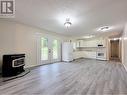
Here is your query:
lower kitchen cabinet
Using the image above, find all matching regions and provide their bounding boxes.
[73,51,96,59]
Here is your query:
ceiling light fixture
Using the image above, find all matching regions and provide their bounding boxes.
[83,35,94,39]
[112,37,121,41]
[113,38,118,41]
[64,18,72,28]
[97,26,112,32]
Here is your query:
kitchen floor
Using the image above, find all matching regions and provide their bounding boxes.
[0,59,127,95]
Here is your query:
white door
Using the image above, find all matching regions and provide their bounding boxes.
[41,37,61,64]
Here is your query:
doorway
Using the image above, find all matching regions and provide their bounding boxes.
[110,39,120,61]
[41,37,61,64]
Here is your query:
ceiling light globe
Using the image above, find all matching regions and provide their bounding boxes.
[64,18,72,28]
[64,22,71,27]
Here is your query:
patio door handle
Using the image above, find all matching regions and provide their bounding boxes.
[49,49,51,53]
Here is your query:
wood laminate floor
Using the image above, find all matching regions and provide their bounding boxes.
[0,59,127,95]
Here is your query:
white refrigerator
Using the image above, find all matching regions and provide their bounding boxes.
[62,42,73,62]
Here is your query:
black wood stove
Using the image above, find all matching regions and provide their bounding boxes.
[2,54,25,77]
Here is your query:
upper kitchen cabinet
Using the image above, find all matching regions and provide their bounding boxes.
[76,40,84,47]
[76,40,80,47]
[79,40,97,47]
[96,38,107,47]
[80,40,84,47]
[86,40,97,47]
[75,38,107,48]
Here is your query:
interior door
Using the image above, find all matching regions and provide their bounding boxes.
[110,40,119,59]
[41,37,60,64]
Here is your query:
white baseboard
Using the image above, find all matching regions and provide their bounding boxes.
[122,63,127,72]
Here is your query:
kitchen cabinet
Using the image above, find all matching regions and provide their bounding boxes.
[83,41,87,47]
[82,40,97,47]
[80,40,84,47]
[73,51,84,59]
[96,38,106,47]
[76,40,84,47]
[76,38,107,48]
[73,38,107,60]
[86,40,97,47]
[73,51,96,59]
[84,51,96,59]
[76,40,80,47]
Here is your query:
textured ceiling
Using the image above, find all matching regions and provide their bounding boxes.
[9,0,127,37]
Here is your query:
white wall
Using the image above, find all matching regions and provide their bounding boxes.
[0,20,68,73]
[122,23,127,69]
